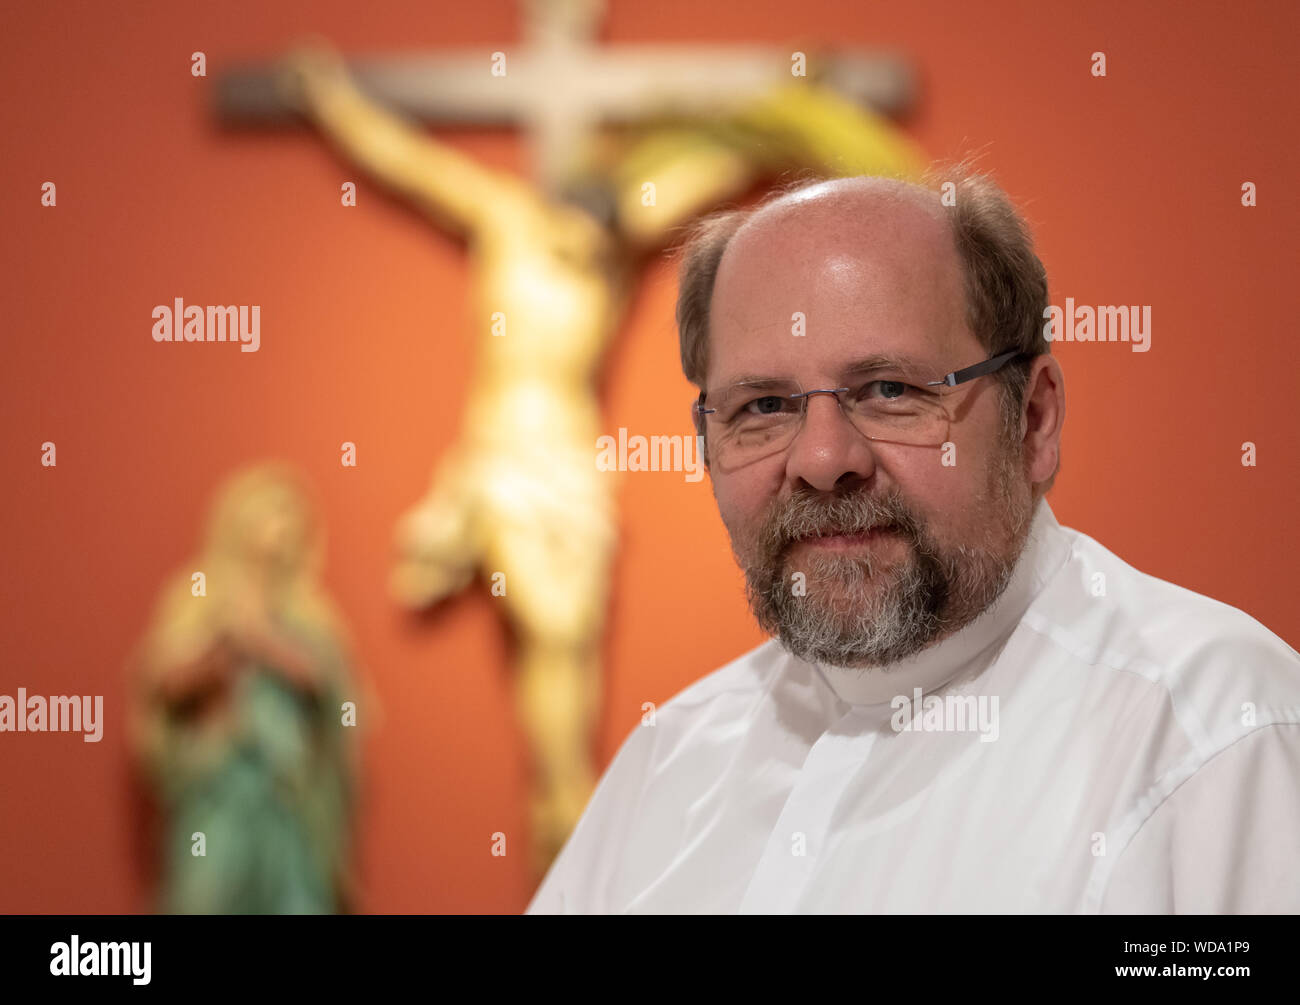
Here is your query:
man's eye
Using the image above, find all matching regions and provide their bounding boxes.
[741,395,791,416]
[865,380,913,400]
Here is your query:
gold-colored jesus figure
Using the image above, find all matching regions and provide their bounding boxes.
[274,39,922,874]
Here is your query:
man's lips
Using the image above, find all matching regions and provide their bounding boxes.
[790,525,900,552]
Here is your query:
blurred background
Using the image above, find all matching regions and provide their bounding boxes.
[0,0,1296,914]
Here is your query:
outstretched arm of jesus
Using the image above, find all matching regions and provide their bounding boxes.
[606,81,926,250]
[275,42,526,237]
[720,80,928,179]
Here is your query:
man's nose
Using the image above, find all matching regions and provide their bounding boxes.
[783,392,878,492]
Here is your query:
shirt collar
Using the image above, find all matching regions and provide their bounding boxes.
[807,499,1072,707]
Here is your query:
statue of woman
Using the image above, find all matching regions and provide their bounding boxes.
[130,463,360,913]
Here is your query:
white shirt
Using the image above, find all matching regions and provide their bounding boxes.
[525,500,1300,913]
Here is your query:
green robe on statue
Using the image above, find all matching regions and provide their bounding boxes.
[149,612,355,915]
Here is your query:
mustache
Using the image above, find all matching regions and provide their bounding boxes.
[757,486,923,558]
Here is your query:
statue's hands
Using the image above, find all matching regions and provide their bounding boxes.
[219,587,273,649]
[219,590,323,693]
[275,38,354,116]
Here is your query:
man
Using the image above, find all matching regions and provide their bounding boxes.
[525,170,1300,913]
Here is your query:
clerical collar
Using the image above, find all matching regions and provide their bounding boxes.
[808,499,1072,707]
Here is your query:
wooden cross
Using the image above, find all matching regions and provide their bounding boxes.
[214,0,914,194]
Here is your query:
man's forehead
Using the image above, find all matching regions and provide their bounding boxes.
[708,202,970,386]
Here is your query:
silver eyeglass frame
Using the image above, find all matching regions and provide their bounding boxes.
[694,349,1028,425]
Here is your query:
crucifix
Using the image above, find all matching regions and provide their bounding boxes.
[216,0,915,195]
[214,0,923,878]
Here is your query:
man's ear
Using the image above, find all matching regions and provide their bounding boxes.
[1021,355,1065,487]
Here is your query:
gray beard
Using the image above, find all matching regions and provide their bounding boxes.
[737,467,1032,669]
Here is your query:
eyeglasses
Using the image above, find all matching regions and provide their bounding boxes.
[693,349,1027,470]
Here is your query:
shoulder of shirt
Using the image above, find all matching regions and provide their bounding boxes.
[593,640,786,784]
[1033,519,1300,911]
[1028,518,1300,744]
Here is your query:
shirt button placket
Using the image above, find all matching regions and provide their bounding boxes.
[739,708,879,913]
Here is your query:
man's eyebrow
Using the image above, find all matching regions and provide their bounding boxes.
[714,375,799,389]
[715,354,939,388]
[838,353,937,377]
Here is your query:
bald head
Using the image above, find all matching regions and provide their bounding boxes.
[737,175,948,236]
[723,177,953,288]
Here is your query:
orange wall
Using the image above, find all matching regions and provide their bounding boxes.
[0,0,1296,913]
